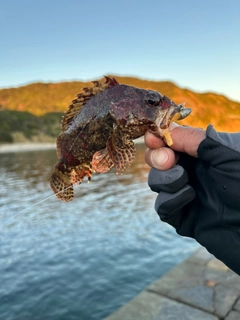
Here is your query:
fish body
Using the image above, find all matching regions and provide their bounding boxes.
[50,77,191,201]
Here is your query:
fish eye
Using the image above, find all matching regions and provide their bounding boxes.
[146,99,160,107]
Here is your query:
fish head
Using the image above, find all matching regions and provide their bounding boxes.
[109,85,191,141]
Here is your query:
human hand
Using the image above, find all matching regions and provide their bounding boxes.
[144,122,203,232]
[144,122,206,170]
[145,123,240,274]
[144,122,206,227]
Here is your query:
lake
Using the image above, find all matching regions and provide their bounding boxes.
[0,144,198,320]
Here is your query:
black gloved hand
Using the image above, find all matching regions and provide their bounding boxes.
[148,125,240,275]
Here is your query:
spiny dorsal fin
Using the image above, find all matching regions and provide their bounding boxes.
[61,76,119,132]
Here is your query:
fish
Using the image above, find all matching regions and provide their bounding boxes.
[50,76,191,202]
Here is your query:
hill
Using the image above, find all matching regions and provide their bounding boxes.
[0,110,63,143]
[0,76,240,143]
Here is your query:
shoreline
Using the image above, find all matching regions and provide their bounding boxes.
[0,142,56,153]
[104,247,240,320]
[0,138,145,154]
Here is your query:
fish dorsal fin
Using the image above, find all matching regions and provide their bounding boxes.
[61,76,119,132]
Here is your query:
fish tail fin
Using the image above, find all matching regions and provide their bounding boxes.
[50,168,74,202]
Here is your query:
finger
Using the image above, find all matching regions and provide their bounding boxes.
[155,185,196,229]
[145,147,178,170]
[144,131,166,149]
[148,166,189,193]
[169,123,206,157]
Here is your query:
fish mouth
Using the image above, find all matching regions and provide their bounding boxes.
[151,102,192,145]
[171,103,192,124]
[157,103,192,130]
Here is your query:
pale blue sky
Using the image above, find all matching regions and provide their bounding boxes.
[0,0,239,101]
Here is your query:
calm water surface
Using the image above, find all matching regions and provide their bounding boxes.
[0,145,198,320]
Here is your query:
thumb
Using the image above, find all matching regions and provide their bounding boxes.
[169,123,206,157]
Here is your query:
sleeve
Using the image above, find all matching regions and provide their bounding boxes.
[194,125,240,274]
[149,125,240,275]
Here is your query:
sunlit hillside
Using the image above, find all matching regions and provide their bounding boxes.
[0,76,240,143]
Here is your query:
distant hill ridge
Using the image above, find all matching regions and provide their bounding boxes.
[0,76,240,142]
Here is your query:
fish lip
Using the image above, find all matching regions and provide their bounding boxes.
[157,103,192,130]
[176,103,192,120]
[168,103,192,122]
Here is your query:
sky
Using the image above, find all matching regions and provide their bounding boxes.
[0,0,239,102]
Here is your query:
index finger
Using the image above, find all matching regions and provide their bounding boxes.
[144,131,166,149]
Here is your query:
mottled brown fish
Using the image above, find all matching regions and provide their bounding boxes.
[50,76,191,201]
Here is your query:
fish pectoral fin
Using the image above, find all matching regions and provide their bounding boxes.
[50,168,74,202]
[107,131,136,175]
[71,164,93,184]
[91,148,114,174]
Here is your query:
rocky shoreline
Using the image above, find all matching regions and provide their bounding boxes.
[104,247,240,320]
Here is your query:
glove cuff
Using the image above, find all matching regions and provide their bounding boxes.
[197,125,240,166]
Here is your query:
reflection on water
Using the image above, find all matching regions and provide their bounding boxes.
[0,144,198,320]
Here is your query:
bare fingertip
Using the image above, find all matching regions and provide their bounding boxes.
[145,147,178,171]
[144,131,166,149]
[150,149,169,169]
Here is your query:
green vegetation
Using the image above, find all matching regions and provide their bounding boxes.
[0,76,240,143]
[0,110,63,143]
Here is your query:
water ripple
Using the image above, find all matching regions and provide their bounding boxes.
[0,146,198,320]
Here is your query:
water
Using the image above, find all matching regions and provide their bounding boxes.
[0,144,198,320]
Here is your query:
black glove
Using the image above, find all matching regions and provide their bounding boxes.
[148,125,240,275]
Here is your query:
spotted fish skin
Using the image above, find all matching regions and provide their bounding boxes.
[50,76,191,201]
